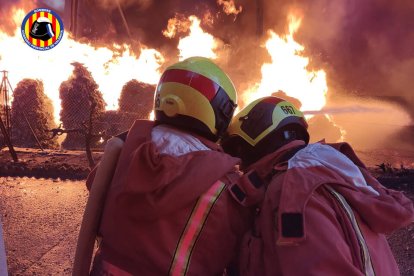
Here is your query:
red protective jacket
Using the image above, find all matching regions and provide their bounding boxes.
[238,140,414,276]
[88,120,252,275]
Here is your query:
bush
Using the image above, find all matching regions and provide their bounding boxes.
[11,79,58,149]
[59,62,106,149]
[118,79,155,120]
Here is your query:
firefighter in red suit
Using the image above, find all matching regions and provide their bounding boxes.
[88,57,256,275]
[222,96,414,276]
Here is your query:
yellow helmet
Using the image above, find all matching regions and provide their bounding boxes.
[222,96,309,165]
[154,57,237,141]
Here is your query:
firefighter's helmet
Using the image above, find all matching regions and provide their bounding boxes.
[30,17,55,41]
[222,96,309,166]
[154,57,237,141]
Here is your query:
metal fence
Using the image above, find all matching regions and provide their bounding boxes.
[0,81,155,152]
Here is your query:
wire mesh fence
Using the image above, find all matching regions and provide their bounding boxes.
[0,78,155,153]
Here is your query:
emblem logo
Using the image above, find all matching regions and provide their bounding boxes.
[21,8,64,51]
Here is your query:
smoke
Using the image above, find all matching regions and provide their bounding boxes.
[70,0,267,88]
[73,0,216,50]
[40,0,65,11]
[290,0,414,120]
[95,0,152,11]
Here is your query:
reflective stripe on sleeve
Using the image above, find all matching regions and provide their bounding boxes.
[326,186,375,276]
[169,181,226,276]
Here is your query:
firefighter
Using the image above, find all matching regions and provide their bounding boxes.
[222,96,414,276]
[87,57,255,275]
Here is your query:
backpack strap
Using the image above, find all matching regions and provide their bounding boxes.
[229,145,307,207]
[229,170,266,207]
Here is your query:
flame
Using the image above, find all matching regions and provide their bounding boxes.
[174,16,220,61]
[163,14,220,61]
[12,8,26,26]
[242,15,328,113]
[162,14,191,39]
[217,0,243,17]
[0,7,164,122]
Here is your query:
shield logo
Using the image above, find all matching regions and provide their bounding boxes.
[21,8,64,51]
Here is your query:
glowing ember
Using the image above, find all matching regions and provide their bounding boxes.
[0,9,164,122]
[217,0,243,17]
[242,15,328,114]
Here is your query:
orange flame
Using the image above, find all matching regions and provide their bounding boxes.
[178,16,220,60]
[163,15,221,61]
[217,0,243,17]
[242,15,328,114]
[162,14,191,39]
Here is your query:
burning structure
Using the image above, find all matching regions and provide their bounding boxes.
[0,0,413,152]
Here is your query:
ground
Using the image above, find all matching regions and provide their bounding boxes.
[0,178,87,275]
[0,147,413,275]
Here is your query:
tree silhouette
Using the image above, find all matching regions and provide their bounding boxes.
[11,79,58,148]
[119,79,155,116]
[59,62,106,149]
[114,79,155,132]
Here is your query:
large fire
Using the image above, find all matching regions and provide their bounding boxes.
[2,6,329,129]
[2,4,331,139]
[1,8,163,122]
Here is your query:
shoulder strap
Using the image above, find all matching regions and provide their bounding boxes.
[228,145,307,207]
[228,170,265,207]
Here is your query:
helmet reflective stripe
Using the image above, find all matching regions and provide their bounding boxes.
[326,186,375,276]
[46,23,55,38]
[37,17,52,23]
[159,69,220,101]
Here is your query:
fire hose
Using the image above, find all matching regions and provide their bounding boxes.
[72,137,124,276]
